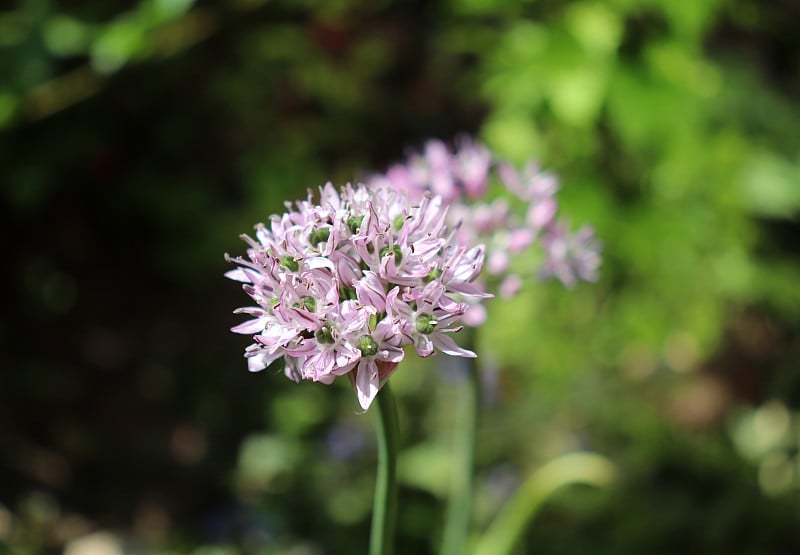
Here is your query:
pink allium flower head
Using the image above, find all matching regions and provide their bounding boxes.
[369,137,602,321]
[227,183,489,410]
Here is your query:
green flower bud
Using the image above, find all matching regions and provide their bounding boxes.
[393,214,405,231]
[423,267,442,283]
[340,287,358,301]
[348,215,364,234]
[309,227,331,246]
[380,244,403,265]
[358,335,379,357]
[302,296,316,312]
[415,313,437,335]
[315,323,335,344]
[280,256,299,272]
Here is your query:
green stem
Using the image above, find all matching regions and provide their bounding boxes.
[370,382,400,555]
[472,452,615,555]
[440,356,479,555]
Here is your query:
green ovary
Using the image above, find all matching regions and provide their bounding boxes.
[358,335,379,356]
[415,313,437,335]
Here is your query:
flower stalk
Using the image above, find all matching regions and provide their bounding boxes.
[440,353,479,555]
[370,382,400,555]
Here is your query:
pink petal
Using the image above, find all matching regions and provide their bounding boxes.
[225,268,250,283]
[355,360,380,410]
[413,334,435,357]
[246,349,283,372]
[432,333,476,357]
[499,275,523,298]
[527,198,557,229]
[231,318,266,335]
[447,280,492,298]
[462,304,487,327]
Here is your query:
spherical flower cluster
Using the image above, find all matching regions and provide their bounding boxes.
[369,138,601,324]
[226,183,489,410]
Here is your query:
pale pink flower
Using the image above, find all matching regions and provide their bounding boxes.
[227,183,489,409]
[387,282,475,358]
[463,304,488,327]
[499,275,523,298]
[453,137,491,199]
[540,224,601,287]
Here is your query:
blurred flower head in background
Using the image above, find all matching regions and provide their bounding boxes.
[369,137,601,324]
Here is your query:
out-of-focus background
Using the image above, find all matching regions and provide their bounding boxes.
[2,0,800,553]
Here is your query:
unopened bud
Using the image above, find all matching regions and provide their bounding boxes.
[358,335,379,357]
[348,215,364,234]
[302,296,316,312]
[309,227,331,246]
[423,267,442,283]
[280,256,299,272]
[415,313,437,335]
[315,323,335,344]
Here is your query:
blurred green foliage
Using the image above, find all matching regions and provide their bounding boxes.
[2,0,800,553]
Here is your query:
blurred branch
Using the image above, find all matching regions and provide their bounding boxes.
[18,7,219,124]
[23,66,102,121]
